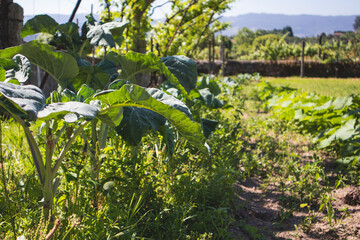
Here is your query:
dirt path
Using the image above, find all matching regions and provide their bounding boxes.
[228,104,360,239]
[230,178,360,239]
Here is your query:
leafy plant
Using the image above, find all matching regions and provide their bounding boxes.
[256,80,360,183]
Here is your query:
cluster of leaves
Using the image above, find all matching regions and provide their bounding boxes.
[226,27,360,62]
[100,0,233,57]
[256,81,360,182]
[0,12,246,239]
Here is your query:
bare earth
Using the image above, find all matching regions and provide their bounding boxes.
[229,111,360,239]
[230,178,360,239]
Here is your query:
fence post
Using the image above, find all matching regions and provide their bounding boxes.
[301,40,305,78]
[220,36,225,76]
[318,34,323,59]
[212,34,215,74]
[208,38,212,74]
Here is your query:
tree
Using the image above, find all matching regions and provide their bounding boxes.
[100,0,154,54]
[354,16,360,31]
[282,26,294,37]
[99,0,233,57]
[232,27,256,58]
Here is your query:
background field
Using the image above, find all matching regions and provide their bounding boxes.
[265,77,360,97]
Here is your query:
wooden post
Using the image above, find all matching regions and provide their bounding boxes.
[220,36,225,76]
[212,34,215,74]
[208,38,211,74]
[301,40,305,78]
[150,37,153,53]
[318,34,323,59]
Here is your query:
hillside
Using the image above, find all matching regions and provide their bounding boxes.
[221,13,357,37]
[23,13,357,38]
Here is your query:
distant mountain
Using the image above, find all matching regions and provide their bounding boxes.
[23,13,357,38]
[220,13,357,37]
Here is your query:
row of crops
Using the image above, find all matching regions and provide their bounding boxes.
[256,81,360,183]
[0,15,259,237]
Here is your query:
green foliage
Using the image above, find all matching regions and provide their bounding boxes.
[4,54,31,83]
[0,81,46,121]
[0,11,245,239]
[256,80,360,183]
[0,42,79,88]
[116,52,192,95]
[230,27,360,62]
[21,14,59,38]
[162,55,198,93]
[86,21,129,48]
[100,0,233,56]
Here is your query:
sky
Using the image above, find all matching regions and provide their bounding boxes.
[14,0,360,18]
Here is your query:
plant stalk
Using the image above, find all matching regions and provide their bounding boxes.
[0,120,17,238]
[43,121,55,219]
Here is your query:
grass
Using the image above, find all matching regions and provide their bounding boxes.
[228,79,358,238]
[264,77,360,97]
[1,74,359,239]
[0,94,243,239]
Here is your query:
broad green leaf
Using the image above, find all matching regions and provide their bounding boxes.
[109,24,128,46]
[0,81,46,120]
[332,96,353,110]
[161,55,197,93]
[197,75,221,96]
[104,51,121,65]
[116,107,166,146]
[73,65,110,91]
[198,88,224,108]
[108,79,127,90]
[317,119,356,148]
[76,84,95,102]
[5,79,20,85]
[95,102,123,126]
[5,54,31,83]
[331,118,356,141]
[93,85,207,153]
[117,52,188,97]
[147,88,193,119]
[0,58,18,81]
[313,100,332,111]
[103,181,115,191]
[51,22,82,52]
[21,14,59,38]
[0,42,79,88]
[72,55,116,91]
[60,89,76,102]
[294,109,307,121]
[221,77,237,87]
[158,123,175,157]
[201,119,218,139]
[281,100,293,108]
[165,87,181,98]
[96,59,117,75]
[87,22,129,48]
[0,58,17,70]
[38,101,99,122]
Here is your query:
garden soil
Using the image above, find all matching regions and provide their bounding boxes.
[229,111,360,239]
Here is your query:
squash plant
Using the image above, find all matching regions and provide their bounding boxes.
[0,79,207,218]
[0,48,208,219]
[0,14,218,218]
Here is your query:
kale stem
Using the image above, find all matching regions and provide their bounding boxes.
[0,120,17,238]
